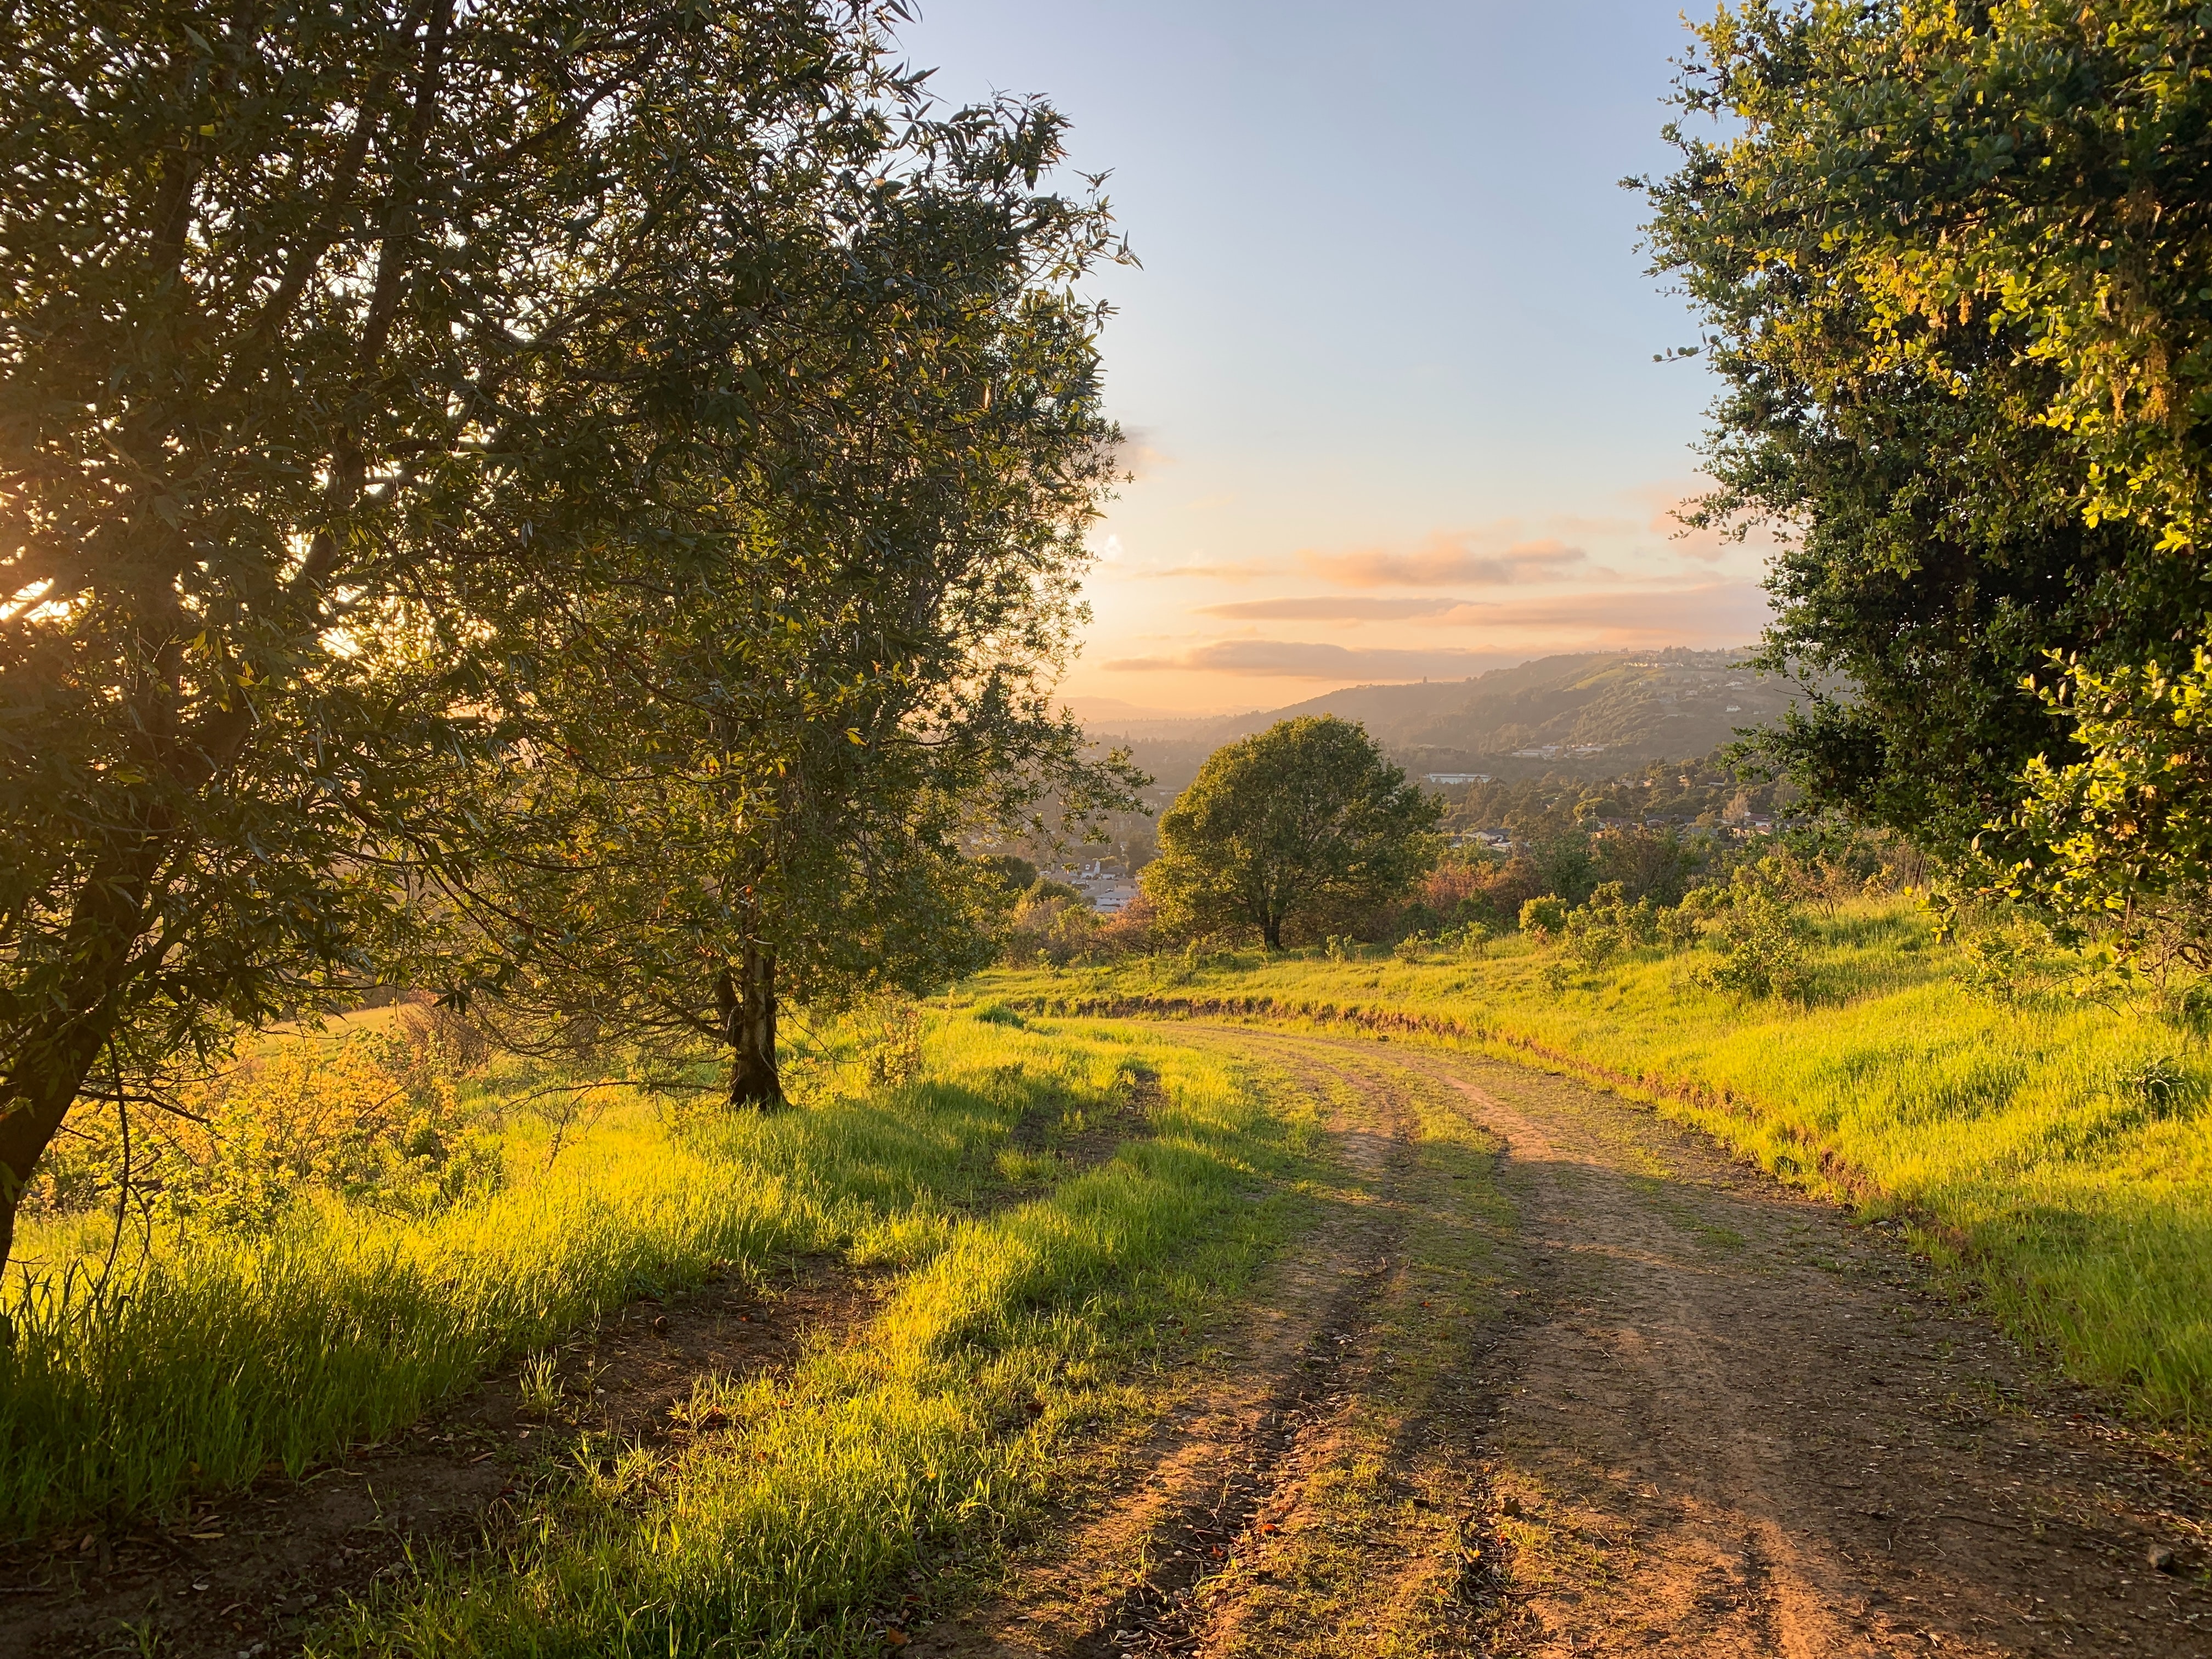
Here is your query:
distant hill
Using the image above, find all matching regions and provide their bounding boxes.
[1080,649,1809,800]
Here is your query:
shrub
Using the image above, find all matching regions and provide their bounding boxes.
[1519,895,1568,939]
[1560,881,1661,969]
[1005,880,1102,966]
[1696,891,1814,1001]
[856,995,926,1089]
[1657,904,1704,950]
[1418,853,1546,933]
[1093,893,1157,957]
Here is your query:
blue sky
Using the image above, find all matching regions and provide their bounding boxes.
[898,1,1766,714]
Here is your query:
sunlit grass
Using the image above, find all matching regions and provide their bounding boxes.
[312,1022,1324,1657]
[0,1015,1285,1543]
[986,898,2212,1430]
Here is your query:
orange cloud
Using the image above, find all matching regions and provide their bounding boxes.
[1103,640,1523,679]
[1195,596,1465,621]
[1300,534,1588,588]
[1419,583,1769,637]
[1133,560,1278,582]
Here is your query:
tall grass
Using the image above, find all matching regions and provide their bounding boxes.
[989,898,2212,1430]
[315,1023,1322,1656]
[0,1017,1215,1542]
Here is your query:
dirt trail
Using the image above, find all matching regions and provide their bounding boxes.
[909,1046,1464,1658]
[1358,1035,2212,1657]
[914,1024,2211,1658]
[0,1260,872,1659]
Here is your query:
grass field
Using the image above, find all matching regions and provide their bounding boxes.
[981,896,2212,1434]
[0,1015,1318,1551]
[12,893,2212,1649]
[313,1019,1326,1656]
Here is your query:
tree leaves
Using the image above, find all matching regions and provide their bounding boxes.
[1645,0,2212,859]
[1142,718,1440,952]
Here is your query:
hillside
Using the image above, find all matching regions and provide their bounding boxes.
[1080,648,1807,798]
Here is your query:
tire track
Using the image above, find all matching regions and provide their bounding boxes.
[910,1047,1424,1658]
[1241,1027,2211,1657]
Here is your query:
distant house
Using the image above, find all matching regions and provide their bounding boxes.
[1425,772,1490,785]
[1064,861,1139,915]
[1508,743,1606,760]
[1447,828,1513,855]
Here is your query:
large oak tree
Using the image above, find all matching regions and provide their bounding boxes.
[0,0,1131,1269]
[1645,1,2212,874]
[464,117,1143,1104]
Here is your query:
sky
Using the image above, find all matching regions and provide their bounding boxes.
[898,1,1765,718]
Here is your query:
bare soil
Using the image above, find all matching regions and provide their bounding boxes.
[0,1257,873,1659]
[907,1025,2212,1658]
[12,1025,2210,1657]
[906,1039,1442,1659]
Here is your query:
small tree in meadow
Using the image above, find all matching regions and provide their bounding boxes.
[1142,718,1441,951]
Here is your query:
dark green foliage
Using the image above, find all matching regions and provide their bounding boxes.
[1519,896,1568,939]
[1697,892,1815,1003]
[1560,883,1662,971]
[1593,831,1701,908]
[0,0,1133,1263]
[1142,718,1442,951]
[2007,650,2212,967]
[1644,1,2212,861]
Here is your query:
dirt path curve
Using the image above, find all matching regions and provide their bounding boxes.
[916,1023,2210,1658]
[1272,1029,2210,1656]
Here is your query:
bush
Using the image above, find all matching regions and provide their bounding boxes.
[1418,853,1546,933]
[1559,881,1661,969]
[1093,893,1157,957]
[856,995,926,1088]
[1696,891,1814,1001]
[1005,879,1102,966]
[1519,895,1568,939]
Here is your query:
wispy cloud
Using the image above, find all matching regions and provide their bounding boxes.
[1133,560,1278,582]
[1620,478,1776,566]
[1104,640,1524,679]
[1195,596,1466,621]
[1418,582,1768,636]
[1301,534,1587,589]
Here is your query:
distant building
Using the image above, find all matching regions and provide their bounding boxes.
[1447,828,1513,855]
[1508,743,1606,760]
[1425,772,1491,785]
[1064,861,1139,915]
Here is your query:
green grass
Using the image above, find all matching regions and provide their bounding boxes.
[0,1014,1312,1549]
[984,897,2212,1432]
[313,1019,1323,1656]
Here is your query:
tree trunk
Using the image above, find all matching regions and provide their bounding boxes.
[0,837,165,1285]
[0,1037,106,1294]
[1262,914,1284,951]
[721,943,783,1109]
